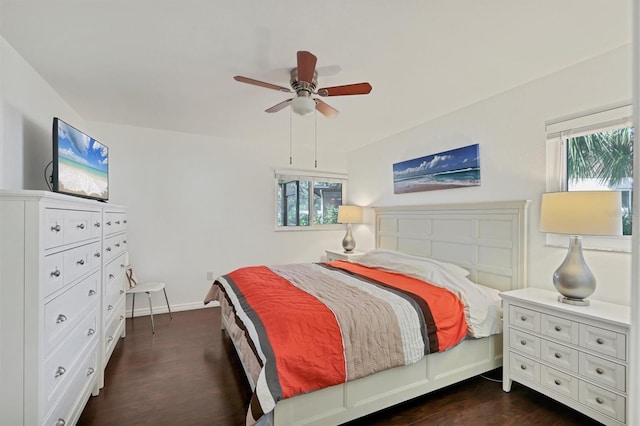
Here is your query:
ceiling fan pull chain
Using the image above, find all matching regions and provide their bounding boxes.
[289,107,293,165]
[314,110,318,168]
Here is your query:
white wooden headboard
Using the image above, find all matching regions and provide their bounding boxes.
[374,200,530,292]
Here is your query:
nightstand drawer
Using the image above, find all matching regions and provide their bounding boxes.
[509,352,540,383]
[541,339,579,373]
[579,353,625,392]
[541,365,578,400]
[541,313,578,344]
[579,381,626,423]
[509,305,540,333]
[579,324,626,360]
[509,329,539,358]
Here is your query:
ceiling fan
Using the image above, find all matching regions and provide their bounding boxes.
[233,50,372,118]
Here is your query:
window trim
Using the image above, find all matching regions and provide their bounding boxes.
[274,169,347,231]
[545,103,632,253]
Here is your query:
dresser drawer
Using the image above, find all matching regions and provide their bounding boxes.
[62,243,99,286]
[541,313,578,345]
[44,209,65,249]
[105,302,125,356]
[45,272,100,354]
[44,309,98,407]
[104,234,127,261]
[541,365,578,400]
[104,212,127,235]
[540,339,579,373]
[509,329,539,358]
[62,209,98,246]
[105,253,127,281]
[43,346,98,426]
[579,381,626,423]
[509,352,540,383]
[579,324,626,361]
[510,305,540,333]
[44,252,65,296]
[579,353,626,392]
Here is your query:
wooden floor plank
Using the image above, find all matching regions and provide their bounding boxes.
[80,308,601,425]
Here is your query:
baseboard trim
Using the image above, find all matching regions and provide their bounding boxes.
[126,300,219,318]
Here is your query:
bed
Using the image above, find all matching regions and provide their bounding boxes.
[205,200,530,425]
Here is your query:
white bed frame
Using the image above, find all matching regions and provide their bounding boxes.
[223,200,530,425]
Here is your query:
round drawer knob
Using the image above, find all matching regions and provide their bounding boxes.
[77,223,85,229]
[55,366,66,378]
[554,353,562,359]
[77,259,85,265]
[56,314,67,324]
[87,367,95,376]
[55,419,66,426]
[596,397,604,405]
[596,367,605,375]
[51,269,61,277]
[554,325,562,332]
[520,340,527,346]
[89,289,96,296]
[520,365,527,370]
[554,379,561,386]
[108,305,114,311]
[596,338,605,345]
[520,316,527,322]
[87,328,95,336]
[51,224,61,232]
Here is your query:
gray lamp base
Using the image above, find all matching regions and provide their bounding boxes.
[342,223,356,253]
[557,295,590,306]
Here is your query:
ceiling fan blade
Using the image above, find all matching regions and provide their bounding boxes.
[314,99,339,118]
[317,82,372,97]
[234,76,292,93]
[265,99,292,113]
[297,51,317,84]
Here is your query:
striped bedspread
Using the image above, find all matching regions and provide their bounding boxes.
[211,260,468,425]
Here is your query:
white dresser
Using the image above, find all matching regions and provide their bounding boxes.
[501,288,630,426]
[0,190,128,425]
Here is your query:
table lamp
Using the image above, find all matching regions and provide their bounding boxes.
[337,205,363,253]
[539,191,622,306]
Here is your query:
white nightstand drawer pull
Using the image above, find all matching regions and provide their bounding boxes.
[596,397,604,404]
[87,367,95,376]
[596,367,605,375]
[596,338,605,345]
[56,314,67,324]
[55,366,66,378]
[554,379,562,386]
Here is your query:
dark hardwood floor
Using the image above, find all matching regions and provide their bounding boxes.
[79,308,601,426]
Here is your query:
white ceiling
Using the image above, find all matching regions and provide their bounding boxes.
[0,0,632,152]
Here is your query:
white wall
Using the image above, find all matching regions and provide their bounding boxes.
[87,122,348,311]
[348,45,633,306]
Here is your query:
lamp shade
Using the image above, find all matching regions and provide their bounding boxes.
[540,191,622,236]
[337,205,363,224]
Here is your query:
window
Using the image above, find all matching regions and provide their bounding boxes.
[546,104,633,251]
[275,170,346,229]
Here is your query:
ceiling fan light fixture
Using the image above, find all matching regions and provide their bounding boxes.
[291,95,316,116]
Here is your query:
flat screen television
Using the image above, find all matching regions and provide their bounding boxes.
[52,117,109,201]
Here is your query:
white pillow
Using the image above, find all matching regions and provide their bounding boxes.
[352,249,470,278]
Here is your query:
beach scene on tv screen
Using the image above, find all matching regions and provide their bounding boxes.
[57,121,108,199]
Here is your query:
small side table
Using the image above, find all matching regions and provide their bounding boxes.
[325,249,365,261]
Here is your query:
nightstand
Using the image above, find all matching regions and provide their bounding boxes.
[325,249,364,261]
[500,288,630,426]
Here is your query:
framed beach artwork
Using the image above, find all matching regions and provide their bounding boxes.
[393,144,480,194]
